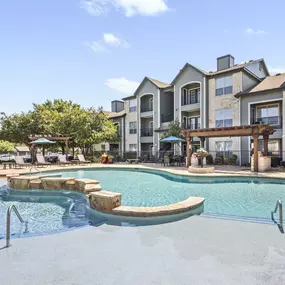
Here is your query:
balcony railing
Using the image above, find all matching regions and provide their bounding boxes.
[161,113,174,123]
[251,116,282,128]
[183,123,201,130]
[141,128,153,137]
[141,105,153,112]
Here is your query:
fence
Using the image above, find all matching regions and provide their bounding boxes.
[92,150,285,167]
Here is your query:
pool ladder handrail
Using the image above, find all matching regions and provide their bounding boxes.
[6,205,28,248]
[30,165,41,176]
[271,200,283,230]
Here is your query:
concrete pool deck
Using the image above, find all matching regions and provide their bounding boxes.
[0,216,285,285]
[2,162,285,179]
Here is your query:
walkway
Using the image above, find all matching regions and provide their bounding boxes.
[0,216,284,285]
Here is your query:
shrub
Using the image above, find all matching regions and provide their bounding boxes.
[229,154,238,165]
[215,156,224,165]
[206,154,213,165]
[271,156,282,168]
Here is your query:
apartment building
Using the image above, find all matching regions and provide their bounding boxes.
[104,54,285,165]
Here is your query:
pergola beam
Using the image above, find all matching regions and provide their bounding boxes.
[182,124,276,172]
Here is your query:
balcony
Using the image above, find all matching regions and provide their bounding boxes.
[251,116,282,129]
[141,105,153,113]
[183,123,201,130]
[161,113,174,123]
[141,128,153,137]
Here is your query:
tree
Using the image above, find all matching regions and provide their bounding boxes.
[0,99,118,155]
[162,119,183,138]
[0,140,14,153]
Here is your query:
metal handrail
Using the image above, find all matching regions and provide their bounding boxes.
[271,200,283,229]
[6,205,28,247]
[30,165,41,175]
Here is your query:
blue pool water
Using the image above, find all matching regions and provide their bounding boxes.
[51,168,285,219]
[1,168,285,238]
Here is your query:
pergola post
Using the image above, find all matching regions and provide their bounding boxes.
[253,134,259,172]
[200,137,205,148]
[186,136,191,167]
[263,134,269,156]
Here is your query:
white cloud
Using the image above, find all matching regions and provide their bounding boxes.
[80,0,169,17]
[80,0,110,16]
[269,67,285,75]
[103,33,129,48]
[246,28,268,35]
[105,77,139,95]
[84,40,107,52]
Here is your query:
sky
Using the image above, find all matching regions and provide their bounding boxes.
[1,0,285,114]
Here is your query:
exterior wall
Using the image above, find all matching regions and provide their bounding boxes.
[173,66,206,127]
[242,72,259,91]
[136,80,159,153]
[124,98,138,151]
[245,61,267,79]
[208,71,243,163]
[240,90,283,164]
[160,90,174,123]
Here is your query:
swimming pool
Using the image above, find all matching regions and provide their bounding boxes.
[1,167,285,238]
[44,168,285,220]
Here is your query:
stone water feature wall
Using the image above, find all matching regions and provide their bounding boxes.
[7,175,121,212]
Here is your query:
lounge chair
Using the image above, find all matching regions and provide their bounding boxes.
[36,154,51,167]
[15,156,32,168]
[77,154,91,164]
[58,154,71,166]
[163,156,170,166]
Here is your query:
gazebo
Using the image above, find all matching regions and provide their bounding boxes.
[182,124,276,172]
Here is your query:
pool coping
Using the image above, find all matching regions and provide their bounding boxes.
[2,163,285,180]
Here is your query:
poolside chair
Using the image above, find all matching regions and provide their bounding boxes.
[36,154,51,167]
[58,154,71,166]
[15,156,32,168]
[77,154,91,164]
[163,155,170,166]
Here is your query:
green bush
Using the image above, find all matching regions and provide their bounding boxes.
[271,156,282,168]
[206,154,213,165]
[124,152,137,160]
[229,154,238,165]
[224,158,229,165]
[215,156,224,165]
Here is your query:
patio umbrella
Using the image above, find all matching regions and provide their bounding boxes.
[29,138,56,145]
[160,136,185,155]
[160,136,185,143]
[29,138,56,163]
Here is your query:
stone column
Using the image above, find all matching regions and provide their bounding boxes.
[253,134,259,172]
[186,136,191,167]
[263,134,269,156]
[200,137,205,148]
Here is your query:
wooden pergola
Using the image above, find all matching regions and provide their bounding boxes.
[182,124,276,172]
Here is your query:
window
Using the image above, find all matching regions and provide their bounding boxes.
[129,99,137,112]
[101,144,106,151]
[182,88,200,105]
[129,121,137,134]
[183,116,200,129]
[215,141,233,158]
[129,144,137,152]
[216,76,233,96]
[216,109,233,127]
[256,104,279,125]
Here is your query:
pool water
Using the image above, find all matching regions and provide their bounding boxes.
[51,168,285,220]
[0,186,107,238]
[1,168,285,238]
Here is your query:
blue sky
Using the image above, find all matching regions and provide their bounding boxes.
[1,0,285,114]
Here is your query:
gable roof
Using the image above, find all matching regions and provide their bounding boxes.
[146,77,170,88]
[102,110,126,118]
[171,63,207,85]
[235,73,285,97]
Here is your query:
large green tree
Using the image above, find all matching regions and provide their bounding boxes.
[0,140,15,153]
[0,99,118,155]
